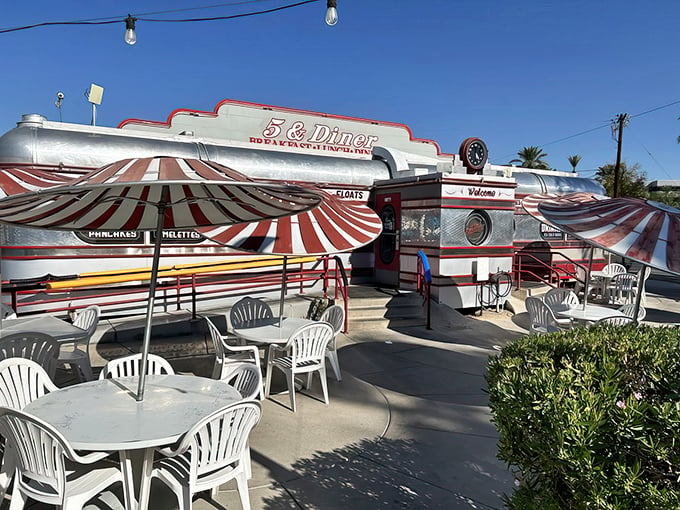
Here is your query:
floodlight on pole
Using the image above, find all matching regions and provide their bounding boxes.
[325,0,338,26]
[124,14,137,45]
[86,83,104,126]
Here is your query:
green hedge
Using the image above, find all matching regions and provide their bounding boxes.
[487,324,680,509]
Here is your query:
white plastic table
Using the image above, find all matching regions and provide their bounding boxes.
[233,317,314,345]
[24,374,241,510]
[0,315,89,343]
[552,303,626,324]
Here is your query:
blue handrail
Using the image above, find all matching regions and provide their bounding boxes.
[417,250,432,283]
[417,250,432,329]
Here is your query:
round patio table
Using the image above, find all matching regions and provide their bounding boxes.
[233,316,314,345]
[24,374,241,510]
[552,303,626,324]
[0,315,90,343]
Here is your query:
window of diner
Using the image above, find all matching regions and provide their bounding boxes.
[464,210,491,246]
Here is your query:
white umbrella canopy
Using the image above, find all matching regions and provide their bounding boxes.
[198,189,383,317]
[0,157,324,400]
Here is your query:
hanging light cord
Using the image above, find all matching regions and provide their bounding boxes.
[0,0,321,34]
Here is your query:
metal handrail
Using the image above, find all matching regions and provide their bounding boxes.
[5,255,347,320]
[513,249,595,290]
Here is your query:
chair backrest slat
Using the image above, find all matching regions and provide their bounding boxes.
[224,364,261,400]
[171,402,261,482]
[0,358,58,410]
[289,323,334,365]
[99,353,174,379]
[72,305,100,337]
[0,408,78,504]
[602,263,626,276]
[230,297,273,329]
[319,305,344,335]
[0,332,59,379]
[543,288,579,308]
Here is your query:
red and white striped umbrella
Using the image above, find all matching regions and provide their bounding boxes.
[198,189,382,255]
[0,158,322,230]
[198,189,382,322]
[0,157,324,401]
[536,195,680,275]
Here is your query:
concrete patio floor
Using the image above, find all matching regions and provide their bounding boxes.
[9,274,680,510]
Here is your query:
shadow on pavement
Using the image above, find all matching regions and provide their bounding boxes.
[259,437,505,510]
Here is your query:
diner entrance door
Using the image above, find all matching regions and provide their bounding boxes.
[374,192,401,287]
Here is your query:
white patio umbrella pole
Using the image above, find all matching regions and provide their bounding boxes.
[582,246,595,310]
[632,266,646,322]
[278,255,288,321]
[136,198,168,402]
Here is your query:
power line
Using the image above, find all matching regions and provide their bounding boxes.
[631,99,680,119]
[494,98,680,164]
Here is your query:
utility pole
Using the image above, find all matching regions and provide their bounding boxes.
[612,113,629,198]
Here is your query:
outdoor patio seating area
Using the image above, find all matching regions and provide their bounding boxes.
[0,295,353,510]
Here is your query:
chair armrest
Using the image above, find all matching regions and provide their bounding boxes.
[221,341,259,357]
[69,450,114,464]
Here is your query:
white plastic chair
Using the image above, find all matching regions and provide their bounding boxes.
[0,304,17,321]
[204,317,262,399]
[150,401,262,510]
[595,316,636,327]
[543,288,579,308]
[540,289,576,329]
[264,322,334,412]
[609,273,638,305]
[223,365,261,480]
[525,296,567,335]
[57,304,100,382]
[319,304,344,382]
[618,303,646,322]
[230,297,273,329]
[0,358,59,501]
[98,352,174,380]
[224,363,262,401]
[0,407,123,510]
[0,332,59,380]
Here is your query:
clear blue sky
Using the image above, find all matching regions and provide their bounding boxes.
[1,0,678,182]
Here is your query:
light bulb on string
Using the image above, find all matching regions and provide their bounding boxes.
[124,14,137,45]
[325,0,338,26]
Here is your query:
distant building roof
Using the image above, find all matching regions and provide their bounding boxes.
[648,180,680,191]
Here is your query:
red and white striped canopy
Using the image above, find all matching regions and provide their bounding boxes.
[0,167,81,198]
[534,194,680,275]
[0,157,323,231]
[198,189,382,255]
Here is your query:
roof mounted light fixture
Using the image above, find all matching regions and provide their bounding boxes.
[124,14,137,45]
[325,0,338,26]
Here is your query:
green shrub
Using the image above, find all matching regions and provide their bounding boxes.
[487,324,680,509]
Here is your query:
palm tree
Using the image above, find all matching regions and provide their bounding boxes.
[567,154,582,173]
[509,146,550,169]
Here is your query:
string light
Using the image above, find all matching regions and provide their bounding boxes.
[325,0,338,26]
[0,0,337,42]
[124,15,137,45]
